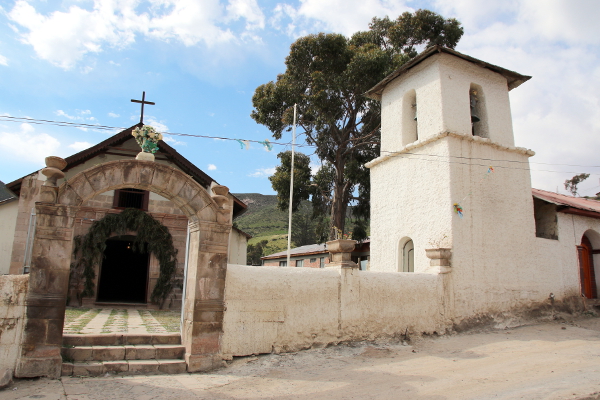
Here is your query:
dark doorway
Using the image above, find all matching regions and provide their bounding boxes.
[97,235,149,303]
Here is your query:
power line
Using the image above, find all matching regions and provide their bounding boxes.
[1,115,599,174]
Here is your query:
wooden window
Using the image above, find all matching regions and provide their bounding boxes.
[320,257,325,268]
[310,258,316,263]
[113,189,149,211]
[279,261,287,267]
[296,259,304,268]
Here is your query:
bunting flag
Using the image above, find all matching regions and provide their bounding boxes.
[453,166,495,218]
[235,139,250,150]
[259,139,273,152]
[453,203,463,218]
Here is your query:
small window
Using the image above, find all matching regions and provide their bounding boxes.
[319,257,325,268]
[296,259,304,268]
[310,258,316,263]
[533,197,558,240]
[279,261,287,267]
[113,188,149,210]
[399,238,414,272]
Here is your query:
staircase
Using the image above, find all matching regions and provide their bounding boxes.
[61,333,186,376]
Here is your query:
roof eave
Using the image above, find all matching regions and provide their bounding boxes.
[365,46,531,101]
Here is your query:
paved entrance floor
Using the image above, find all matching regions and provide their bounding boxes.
[63,308,180,334]
[6,316,600,399]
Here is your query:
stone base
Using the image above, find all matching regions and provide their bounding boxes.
[16,356,62,379]
[135,152,155,161]
[185,354,226,372]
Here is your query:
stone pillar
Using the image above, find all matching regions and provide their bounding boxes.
[425,248,452,274]
[15,203,75,378]
[326,239,358,269]
[181,217,230,372]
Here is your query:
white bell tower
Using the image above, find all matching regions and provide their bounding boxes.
[366,47,536,313]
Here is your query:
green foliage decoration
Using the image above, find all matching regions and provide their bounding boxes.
[70,208,178,307]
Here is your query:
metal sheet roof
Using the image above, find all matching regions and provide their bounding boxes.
[533,188,600,215]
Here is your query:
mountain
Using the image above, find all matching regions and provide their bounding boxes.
[233,193,288,239]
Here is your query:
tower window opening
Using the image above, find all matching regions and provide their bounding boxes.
[402,90,418,145]
[469,83,489,138]
[113,188,149,210]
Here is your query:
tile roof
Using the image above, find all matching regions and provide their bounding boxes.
[4,124,247,217]
[533,188,600,215]
[262,239,370,260]
[0,180,17,204]
[365,46,532,101]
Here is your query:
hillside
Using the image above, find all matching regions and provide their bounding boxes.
[233,193,288,238]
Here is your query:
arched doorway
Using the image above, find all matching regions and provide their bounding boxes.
[578,234,597,299]
[97,235,149,303]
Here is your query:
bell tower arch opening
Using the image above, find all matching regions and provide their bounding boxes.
[469,83,489,138]
[402,89,418,145]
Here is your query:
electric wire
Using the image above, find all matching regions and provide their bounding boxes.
[1,115,599,175]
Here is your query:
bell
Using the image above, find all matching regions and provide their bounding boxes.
[413,103,417,121]
[470,91,480,123]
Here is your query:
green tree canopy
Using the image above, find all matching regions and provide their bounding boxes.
[252,10,463,239]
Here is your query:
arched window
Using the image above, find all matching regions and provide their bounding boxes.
[469,83,489,138]
[402,89,418,145]
[398,238,415,272]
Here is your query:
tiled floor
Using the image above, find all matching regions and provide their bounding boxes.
[63,308,177,334]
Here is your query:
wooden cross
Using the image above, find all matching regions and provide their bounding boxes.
[131,91,155,124]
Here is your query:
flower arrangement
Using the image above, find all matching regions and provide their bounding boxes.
[132,125,163,154]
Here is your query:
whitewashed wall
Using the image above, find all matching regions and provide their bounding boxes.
[0,275,28,377]
[221,265,445,357]
[0,200,18,275]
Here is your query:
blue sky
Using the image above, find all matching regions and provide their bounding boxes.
[0,0,599,196]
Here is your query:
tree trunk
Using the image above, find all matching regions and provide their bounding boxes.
[329,156,348,239]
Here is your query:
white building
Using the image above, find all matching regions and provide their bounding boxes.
[366,46,600,319]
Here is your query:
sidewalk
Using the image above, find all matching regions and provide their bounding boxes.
[4,316,600,399]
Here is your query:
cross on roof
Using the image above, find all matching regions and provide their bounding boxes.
[131,91,155,124]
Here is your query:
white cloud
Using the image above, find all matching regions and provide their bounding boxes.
[0,124,60,164]
[56,109,76,120]
[162,134,186,146]
[271,0,412,37]
[108,112,120,118]
[208,164,217,170]
[249,167,275,177]
[7,0,267,69]
[68,141,93,152]
[0,54,7,66]
[145,116,169,133]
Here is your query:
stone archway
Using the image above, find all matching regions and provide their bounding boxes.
[16,159,232,377]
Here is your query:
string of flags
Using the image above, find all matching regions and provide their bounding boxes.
[235,138,273,151]
[453,166,495,218]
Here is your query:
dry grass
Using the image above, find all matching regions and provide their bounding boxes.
[149,310,180,332]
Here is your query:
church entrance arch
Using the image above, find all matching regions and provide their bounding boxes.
[97,235,149,304]
[17,159,232,378]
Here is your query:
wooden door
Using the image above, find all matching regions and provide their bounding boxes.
[578,235,597,299]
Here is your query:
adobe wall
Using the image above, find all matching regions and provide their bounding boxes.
[0,275,28,376]
[0,200,18,275]
[221,265,444,357]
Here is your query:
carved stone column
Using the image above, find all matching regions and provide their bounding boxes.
[15,203,76,378]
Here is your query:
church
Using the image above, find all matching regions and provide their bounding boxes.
[0,123,249,309]
[1,45,600,379]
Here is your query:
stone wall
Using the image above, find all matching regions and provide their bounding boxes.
[221,265,443,357]
[0,199,18,275]
[0,275,28,378]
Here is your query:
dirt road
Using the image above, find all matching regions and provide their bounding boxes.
[3,316,600,399]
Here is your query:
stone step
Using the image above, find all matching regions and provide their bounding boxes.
[63,333,181,347]
[62,359,187,376]
[62,344,185,362]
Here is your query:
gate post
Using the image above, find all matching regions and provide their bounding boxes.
[15,199,76,378]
